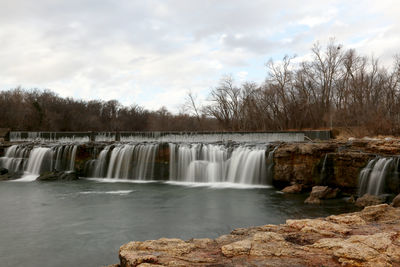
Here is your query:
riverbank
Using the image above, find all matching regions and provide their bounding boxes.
[114,204,400,267]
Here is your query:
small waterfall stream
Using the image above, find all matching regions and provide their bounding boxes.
[358,157,400,196]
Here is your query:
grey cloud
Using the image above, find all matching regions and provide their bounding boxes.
[0,0,399,111]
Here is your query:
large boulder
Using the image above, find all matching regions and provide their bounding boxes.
[355,193,386,207]
[391,193,400,207]
[304,186,340,204]
[37,171,79,181]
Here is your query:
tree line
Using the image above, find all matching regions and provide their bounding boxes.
[1,40,399,135]
[0,88,218,131]
[199,40,400,135]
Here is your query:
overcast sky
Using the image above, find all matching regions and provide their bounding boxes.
[0,0,399,112]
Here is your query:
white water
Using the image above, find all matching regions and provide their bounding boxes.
[1,144,79,181]
[169,143,271,185]
[85,177,271,189]
[120,132,304,142]
[0,145,31,173]
[95,132,115,142]
[11,131,308,142]
[358,157,398,196]
[3,142,274,185]
[79,190,134,195]
[88,142,273,185]
[9,132,89,142]
[25,147,52,174]
[89,144,158,180]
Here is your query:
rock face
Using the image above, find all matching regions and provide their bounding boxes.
[273,142,374,193]
[36,171,79,181]
[116,204,400,267]
[304,186,340,204]
[355,193,386,207]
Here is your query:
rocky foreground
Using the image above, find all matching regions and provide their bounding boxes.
[113,204,400,267]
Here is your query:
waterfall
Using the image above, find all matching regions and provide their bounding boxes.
[0,145,31,174]
[0,144,78,179]
[3,141,273,185]
[169,143,271,185]
[320,154,328,184]
[88,143,159,180]
[69,146,78,171]
[26,147,53,174]
[88,142,271,184]
[358,157,399,196]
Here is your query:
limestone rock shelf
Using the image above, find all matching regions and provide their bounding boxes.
[115,204,400,267]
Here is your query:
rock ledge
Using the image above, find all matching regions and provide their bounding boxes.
[114,204,400,267]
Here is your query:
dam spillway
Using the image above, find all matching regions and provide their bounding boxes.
[7,130,332,142]
[2,135,400,195]
[0,141,275,185]
[84,143,274,185]
[2,131,314,185]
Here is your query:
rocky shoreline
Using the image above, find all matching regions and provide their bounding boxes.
[112,204,400,267]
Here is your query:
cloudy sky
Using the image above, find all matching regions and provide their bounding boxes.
[0,0,399,112]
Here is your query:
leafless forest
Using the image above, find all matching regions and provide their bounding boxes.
[1,41,400,135]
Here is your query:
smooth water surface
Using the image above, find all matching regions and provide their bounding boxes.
[0,180,357,266]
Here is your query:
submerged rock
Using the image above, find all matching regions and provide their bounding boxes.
[355,193,386,207]
[36,171,79,181]
[0,171,23,181]
[0,167,8,175]
[116,204,400,267]
[304,186,340,204]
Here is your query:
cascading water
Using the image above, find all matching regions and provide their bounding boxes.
[0,144,78,181]
[25,147,53,175]
[0,145,31,174]
[169,143,272,185]
[87,142,273,185]
[3,141,274,185]
[88,143,159,180]
[358,157,399,196]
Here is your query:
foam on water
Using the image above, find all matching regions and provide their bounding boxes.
[79,190,134,195]
[12,174,39,182]
[164,181,272,189]
[85,178,159,184]
[85,177,271,189]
